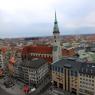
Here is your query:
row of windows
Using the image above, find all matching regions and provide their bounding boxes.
[29,69,37,72]
[31,53,52,57]
[52,66,63,73]
[80,78,94,82]
[52,67,95,78]
[31,77,40,81]
[71,71,78,77]
[71,80,77,84]
[80,85,94,90]
[52,66,78,77]
[80,81,94,86]
[71,84,77,87]
[80,74,94,78]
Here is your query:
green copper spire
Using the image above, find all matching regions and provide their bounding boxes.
[55,11,57,23]
[53,11,60,33]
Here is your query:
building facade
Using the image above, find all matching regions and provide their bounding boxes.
[16,58,50,88]
[0,53,3,68]
[79,64,95,95]
[51,58,95,95]
[22,45,53,63]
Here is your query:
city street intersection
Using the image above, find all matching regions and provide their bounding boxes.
[0,78,25,95]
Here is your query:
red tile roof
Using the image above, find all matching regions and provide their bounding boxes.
[1,47,7,54]
[22,45,53,54]
[62,48,76,57]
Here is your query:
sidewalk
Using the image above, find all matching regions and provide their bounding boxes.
[42,86,71,95]
[0,78,25,95]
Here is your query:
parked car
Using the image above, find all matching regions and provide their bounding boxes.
[29,88,36,94]
[30,88,36,92]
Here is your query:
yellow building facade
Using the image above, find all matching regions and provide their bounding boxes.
[52,58,95,95]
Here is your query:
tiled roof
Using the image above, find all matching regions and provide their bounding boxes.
[1,47,7,53]
[62,48,76,57]
[79,63,95,75]
[22,45,53,54]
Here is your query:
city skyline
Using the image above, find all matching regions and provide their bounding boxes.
[0,0,95,38]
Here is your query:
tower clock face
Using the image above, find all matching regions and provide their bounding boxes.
[53,46,58,51]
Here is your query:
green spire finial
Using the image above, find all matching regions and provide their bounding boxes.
[55,11,57,23]
[53,11,60,33]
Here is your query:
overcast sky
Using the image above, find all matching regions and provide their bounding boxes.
[0,0,95,38]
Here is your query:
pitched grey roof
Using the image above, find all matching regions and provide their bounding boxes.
[20,58,47,69]
[52,58,82,71]
[52,58,95,75]
[79,63,95,75]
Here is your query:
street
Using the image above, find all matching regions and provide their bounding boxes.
[0,87,12,95]
[0,78,25,95]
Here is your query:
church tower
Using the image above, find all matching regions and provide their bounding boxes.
[53,12,61,62]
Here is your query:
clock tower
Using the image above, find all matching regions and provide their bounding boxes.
[53,12,61,62]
